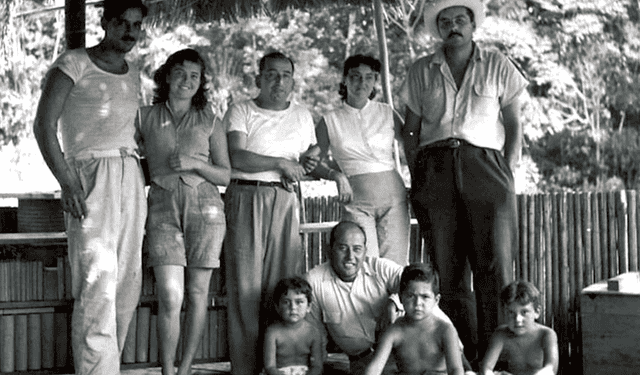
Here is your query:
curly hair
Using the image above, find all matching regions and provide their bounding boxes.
[273,276,313,306]
[400,263,440,296]
[339,54,381,102]
[500,280,541,311]
[152,48,208,111]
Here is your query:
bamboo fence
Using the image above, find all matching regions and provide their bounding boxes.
[300,190,640,374]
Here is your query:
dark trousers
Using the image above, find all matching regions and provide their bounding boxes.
[410,142,516,361]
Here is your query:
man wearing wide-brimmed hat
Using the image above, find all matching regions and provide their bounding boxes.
[401,0,528,364]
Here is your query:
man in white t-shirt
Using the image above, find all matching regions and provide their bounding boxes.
[222,51,320,375]
[33,2,147,375]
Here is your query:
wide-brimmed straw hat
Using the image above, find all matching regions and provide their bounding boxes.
[423,0,485,39]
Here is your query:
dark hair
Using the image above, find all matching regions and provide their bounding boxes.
[103,0,148,21]
[152,48,208,110]
[258,52,295,75]
[339,54,381,101]
[400,263,440,296]
[273,277,313,306]
[500,280,541,311]
[436,6,475,26]
[329,220,367,249]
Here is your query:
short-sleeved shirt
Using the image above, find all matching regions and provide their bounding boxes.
[402,44,528,151]
[323,100,397,177]
[304,257,403,356]
[137,102,218,190]
[223,99,317,182]
[50,48,140,158]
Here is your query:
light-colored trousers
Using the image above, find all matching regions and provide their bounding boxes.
[65,152,146,375]
[224,183,303,375]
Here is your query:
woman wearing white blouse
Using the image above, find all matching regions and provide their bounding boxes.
[316,55,410,265]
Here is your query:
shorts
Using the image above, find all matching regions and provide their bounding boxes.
[146,180,225,268]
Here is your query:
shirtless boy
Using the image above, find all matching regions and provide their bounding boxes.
[479,281,558,375]
[263,277,323,375]
[365,263,464,375]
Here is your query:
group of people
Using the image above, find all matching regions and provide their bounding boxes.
[32,0,559,374]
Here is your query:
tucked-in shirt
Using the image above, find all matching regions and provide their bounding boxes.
[50,48,140,158]
[402,44,528,151]
[304,257,402,356]
[223,99,317,182]
[137,102,218,190]
[323,100,397,177]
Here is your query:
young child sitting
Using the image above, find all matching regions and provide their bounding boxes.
[479,281,559,375]
[263,277,323,375]
[365,263,464,375]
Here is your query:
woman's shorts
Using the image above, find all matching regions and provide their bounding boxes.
[146,180,225,268]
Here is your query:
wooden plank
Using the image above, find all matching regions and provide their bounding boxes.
[518,194,527,280]
[599,192,609,280]
[607,192,617,277]
[617,191,629,273]
[0,232,67,245]
[583,192,594,287]
[528,194,536,284]
[567,192,576,312]
[629,190,638,271]
[28,313,42,370]
[574,192,584,293]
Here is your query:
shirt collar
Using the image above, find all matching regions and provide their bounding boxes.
[430,42,483,67]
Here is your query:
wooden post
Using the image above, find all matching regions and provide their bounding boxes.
[629,190,638,271]
[65,0,85,49]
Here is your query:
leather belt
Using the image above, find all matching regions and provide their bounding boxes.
[423,138,468,149]
[231,179,284,189]
[348,347,374,362]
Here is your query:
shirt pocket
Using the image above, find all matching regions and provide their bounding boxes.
[472,83,500,117]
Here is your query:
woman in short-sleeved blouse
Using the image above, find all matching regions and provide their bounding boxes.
[316,55,410,265]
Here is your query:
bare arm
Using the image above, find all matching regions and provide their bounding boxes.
[33,68,88,219]
[364,326,397,375]
[263,327,285,375]
[479,329,506,375]
[442,324,464,375]
[501,99,523,173]
[227,131,307,181]
[169,116,231,185]
[534,328,558,375]
[402,108,421,176]
[307,328,324,375]
[312,118,352,203]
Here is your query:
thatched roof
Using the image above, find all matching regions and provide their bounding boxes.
[144,0,399,24]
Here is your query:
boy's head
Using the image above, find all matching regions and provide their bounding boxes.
[500,281,541,335]
[399,263,441,320]
[273,277,312,324]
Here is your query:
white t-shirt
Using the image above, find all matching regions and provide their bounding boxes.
[323,100,396,177]
[50,48,140,159]
[223,99,317,182]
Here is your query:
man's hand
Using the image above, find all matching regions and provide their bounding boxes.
[278,158,307,182]
[169,153,201,172]
[301,145,321,173]
[61,181,87,219]
[333,171,353,204]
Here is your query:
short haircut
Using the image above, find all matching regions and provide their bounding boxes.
[500,280,541,311]
[339,54,381,101]
[152,48,209,110]
[273,276,312,305]
[329,220,367,249]
[436,6,475,25]
[400,263,440,296]
[258,52,295,75]
[103,0,148,21]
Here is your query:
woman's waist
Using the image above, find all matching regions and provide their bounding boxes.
[347,170,407,203]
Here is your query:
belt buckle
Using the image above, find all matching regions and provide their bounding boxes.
[448,139,461,148]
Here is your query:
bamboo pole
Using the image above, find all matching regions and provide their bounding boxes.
[616,191,629,273]
[551,193,560,325]
[607,191,617,277]
[582,192,593,287]
[528,194,536,284]
[543,194,553,326]
[519,194,528,280]
[567,192,576,311]
[629,190,638,271]
[558,193,570,371]
[535,194,543,293]
[598,192,608,280]
[592,193,602,281]
[574,192,584,295]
